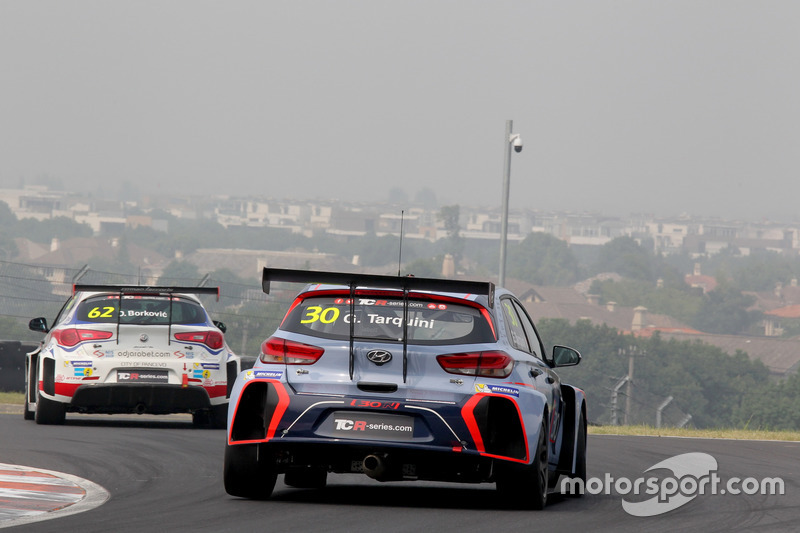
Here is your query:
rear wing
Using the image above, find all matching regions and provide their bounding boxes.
[73,284,221,345]
[262,268,494,307]
[74,285,220,301]
[262,268,496,383]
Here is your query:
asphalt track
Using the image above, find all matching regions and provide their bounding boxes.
[0,412,797,532]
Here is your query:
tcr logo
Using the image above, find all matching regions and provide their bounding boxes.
[334,419,366,431]
[118,372,139,380]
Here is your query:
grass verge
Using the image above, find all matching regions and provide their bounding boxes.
[0,392,24,404]
[589,424,800,442]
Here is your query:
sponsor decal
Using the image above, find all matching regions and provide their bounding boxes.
[173,351,186,358]
[475,383,520,397]
[249,370,283,380]
[328,411,415,440]
[116,350,171,358]
[71,361,92,367]
[117,370,169,383]
[119,361,167,368]
[74,367,93,377]
[192,369,212,379]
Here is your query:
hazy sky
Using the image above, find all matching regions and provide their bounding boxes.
[2,2,799,221]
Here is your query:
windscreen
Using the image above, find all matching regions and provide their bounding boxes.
[74,295,209,325]
[281,295,495,345]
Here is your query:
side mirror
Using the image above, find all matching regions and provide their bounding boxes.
[213,320,227,334]
[29,317,49,333]
[552,345,581,367]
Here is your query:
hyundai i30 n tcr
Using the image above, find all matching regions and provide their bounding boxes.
[224,269,587,509]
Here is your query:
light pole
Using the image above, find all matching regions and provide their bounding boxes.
[498,119,522,288]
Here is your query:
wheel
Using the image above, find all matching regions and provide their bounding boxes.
[209,404,228,429]
[23,396,35,420]
[496,421,549,510]
[224,444,277,499]
[34,393,66,425]
[193,405,229,429]
[284,468,327,489]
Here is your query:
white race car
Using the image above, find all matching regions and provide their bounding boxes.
[24,285,240,428]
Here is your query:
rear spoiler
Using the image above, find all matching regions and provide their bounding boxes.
[74,285,220,301]
[73,285,220,346]
[262,268,496,383]
[262,268,494,307]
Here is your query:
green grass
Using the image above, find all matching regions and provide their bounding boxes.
[0,392,24,404]
[589,424,800,441]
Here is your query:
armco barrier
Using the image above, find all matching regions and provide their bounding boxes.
[0,340,39,392]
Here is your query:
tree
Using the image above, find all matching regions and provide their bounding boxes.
[437,205,462,262]
[506,232,582,285]
[592,236,653,281]
[158,260,201,285]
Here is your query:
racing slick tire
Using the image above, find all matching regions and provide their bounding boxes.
[34,393,66,425]
[210,404,228,430]
[224,444,277,499]
[192,405,228,429]
[284,468,328,489]
[496,422,549,510]
[23,394,35,421]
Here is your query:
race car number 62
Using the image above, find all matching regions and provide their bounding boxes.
[87,306,115,318]
[301,306,340,324]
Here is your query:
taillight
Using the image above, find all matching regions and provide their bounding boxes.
[52,328,113,348]
[174,331,224,350]
[260,336,324,365]
[436,350,514,378]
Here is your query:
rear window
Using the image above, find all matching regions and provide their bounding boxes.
[281,295,496,345]
[75,295,209,325]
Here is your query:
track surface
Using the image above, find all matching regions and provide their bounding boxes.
[0,413,797,532]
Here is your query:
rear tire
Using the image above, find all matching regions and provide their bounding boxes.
[210,404,228,429]
[23,392,35,421]
[34,393,66,425]
[224,444,277,499]
[496,421,548,510]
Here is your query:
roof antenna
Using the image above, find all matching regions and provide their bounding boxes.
[397,210,405,276]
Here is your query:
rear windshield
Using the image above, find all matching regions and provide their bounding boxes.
[74,295,209,325]
[281,295,496,345]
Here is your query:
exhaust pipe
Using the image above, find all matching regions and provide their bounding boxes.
[135,403,147,415]
[362,454,387,480]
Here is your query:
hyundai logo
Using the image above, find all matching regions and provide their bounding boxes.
[366,350,392,366]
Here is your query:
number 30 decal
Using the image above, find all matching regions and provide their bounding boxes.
[301,306,340,324]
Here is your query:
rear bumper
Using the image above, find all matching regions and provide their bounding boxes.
[228,378,543,475]
[66,383,216,414]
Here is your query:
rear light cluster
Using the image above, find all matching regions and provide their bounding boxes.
[174,331,224,350]
[436,350,514,378]
[260,336,324,365]
[53,328,113,347]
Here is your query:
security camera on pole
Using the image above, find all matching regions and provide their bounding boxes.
[498,119,522,288]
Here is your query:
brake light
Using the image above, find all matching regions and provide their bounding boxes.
[260,336,324,365]
[53,328,113,348]
[436,350,514,378]
[174,331,224,350]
